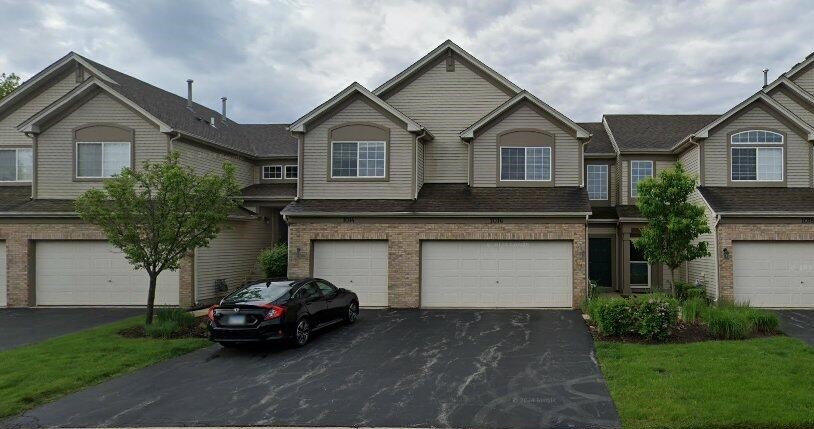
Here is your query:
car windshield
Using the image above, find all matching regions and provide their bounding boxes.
[222,281,293,304]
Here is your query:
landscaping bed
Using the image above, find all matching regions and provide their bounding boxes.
[118,309,208,339]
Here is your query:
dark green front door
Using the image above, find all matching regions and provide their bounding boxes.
[589,238,613,288]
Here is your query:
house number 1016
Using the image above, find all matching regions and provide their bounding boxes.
[489,218,503,224]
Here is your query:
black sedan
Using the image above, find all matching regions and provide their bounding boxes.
[207,278,359,347]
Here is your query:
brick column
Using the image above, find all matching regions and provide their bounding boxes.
[287,223,312,279]
[178,254,195,307]
[6,237,33,307]
[388,231,420,308]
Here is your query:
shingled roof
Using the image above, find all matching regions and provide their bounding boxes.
[699,187,814,215]
[579,122,615,154]
[604,114,720,151]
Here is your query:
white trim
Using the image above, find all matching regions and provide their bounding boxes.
[730,146,784,182]
[693,92,814,141]
[75,141,131,179]
[289,82,423,134]
[262,165,283,180]
[0,148,33,183]
[730,130,784,144]
[284,164,298,179]
[499,146,552,182]
[460,91,591,140]
[783,53,814,80]
[629,160,653,198]
[330,140,387,179]
[586,164,609,200]
[373,40,522,96]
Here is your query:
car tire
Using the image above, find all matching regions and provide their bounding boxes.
[345,302,359,324]
[293,318,311,347]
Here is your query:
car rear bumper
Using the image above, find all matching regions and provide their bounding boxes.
[208,320,289,343]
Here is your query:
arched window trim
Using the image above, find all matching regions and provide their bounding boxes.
[730,130,784,144]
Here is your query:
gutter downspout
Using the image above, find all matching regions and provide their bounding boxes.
[713,213,721,302]
[415,129,428,199]
[25,132,37,199]
[580,137,592,188]
[585,214,590,300]
[168,131,181,153]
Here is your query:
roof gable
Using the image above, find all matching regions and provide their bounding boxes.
[604,114,720,152]
[289,82,425,134]
[784,51,814,80]
[764,77,814,110]
[460,91,590,140]
[373,40,521,98]
[693,92,814,141]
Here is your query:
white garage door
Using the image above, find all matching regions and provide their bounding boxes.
[0,242,6,307]
[313,241,388,307]
[421,241,573,308]
[734,241,814,308]
[36,241,179,306]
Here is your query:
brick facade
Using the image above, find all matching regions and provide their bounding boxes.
[0,221,193,307]
[716,222,814,301]
[288,219,588,308]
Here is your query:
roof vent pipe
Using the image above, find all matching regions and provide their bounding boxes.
[221,97,227,122]
[763,69,769,88]
[186,79,194,109]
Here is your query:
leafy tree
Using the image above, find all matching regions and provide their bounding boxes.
[76,152,241,324]
[0,73,21,99]
[634,162,710,294]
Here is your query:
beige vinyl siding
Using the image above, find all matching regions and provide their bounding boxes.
[703,102,810,187]
[770,88,814,125]
[679,144,701,176]
[472,104,581,187]
[174,140,253,188]
[620,159,629,204]
[302,98,414,199]
[194,216,275,304]
[791,63,814,94]
[36,92,168,199]
[0,71,79,147]
[608,163,618,205]
[383,58,512,183]
[256,158,298,185]
[686,189,718,298]
[615,156,624,205]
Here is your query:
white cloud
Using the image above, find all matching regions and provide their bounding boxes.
[0,0,812,123]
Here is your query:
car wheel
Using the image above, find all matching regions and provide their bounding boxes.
[345,302,359,324]
[294,318,311,347]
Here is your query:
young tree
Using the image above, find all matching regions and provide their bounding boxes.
[634,162,711,294]
[0,73,21,100]
[75,152,241,324]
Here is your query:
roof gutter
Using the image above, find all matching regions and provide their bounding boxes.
[282,211,593,218]
[716,211,814,217]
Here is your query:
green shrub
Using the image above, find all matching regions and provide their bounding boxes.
[681,297,707,323]
[635,295,679,341]
[674,281,708,302]
[258,244,288,278]
[155,308,198,329]
[145,320,181,339]
[745,308,780,333]
[702,306,753,340]
[588,296,638,337]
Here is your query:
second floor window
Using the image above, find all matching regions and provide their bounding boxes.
[263,165,282,179]
[500,147,551,181]
[586,164,608,200]
[731,130,784,182]
[76,142,130,179]
[331,141,385,178]
[285,165,298,179]
[0,148,33,182]
[630,160,653,198]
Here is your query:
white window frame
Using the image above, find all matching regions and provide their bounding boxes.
[630,160,653,198]
[586,164,608,200]
[499,146,552,182]
[330,141,387,179]
[262,165,282,180]
[0,148,33,182]
[730,130,784,145]
[75,141,131,179]
[284,165,298,179]
[730,147,784,182]
[629,242,651,288]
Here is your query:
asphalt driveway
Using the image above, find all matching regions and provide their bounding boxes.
[777,310,814,346]
[0,308,143,351]
[6,309,619,429]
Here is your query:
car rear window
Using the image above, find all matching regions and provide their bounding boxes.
[222,281,293,304]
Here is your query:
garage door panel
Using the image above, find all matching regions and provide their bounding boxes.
[421,241,572,308]
[36,241,179,306]
[734,241,814,308]
[313,241,388,307]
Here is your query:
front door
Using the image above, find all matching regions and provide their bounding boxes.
[589,238,613,289]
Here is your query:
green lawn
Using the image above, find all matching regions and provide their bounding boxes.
[0,318,210,418]
[595,337,814,429]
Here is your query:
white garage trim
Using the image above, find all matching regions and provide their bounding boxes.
[0,242,6,307]
[421,240,573,308]
[312,240,388,307]
[733,240,814,308]
[36,240,179,306]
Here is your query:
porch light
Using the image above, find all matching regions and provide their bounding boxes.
[722,248,730,260]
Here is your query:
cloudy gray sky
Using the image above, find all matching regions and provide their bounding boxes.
[1,0,812,124]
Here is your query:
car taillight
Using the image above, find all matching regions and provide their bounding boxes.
[263,305,285,320]
[207,305,218,321]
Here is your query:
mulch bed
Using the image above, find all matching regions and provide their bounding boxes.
[118,317,209,339]
[587,319,781,344]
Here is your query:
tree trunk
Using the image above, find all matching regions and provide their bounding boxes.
[145,273,158,325]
